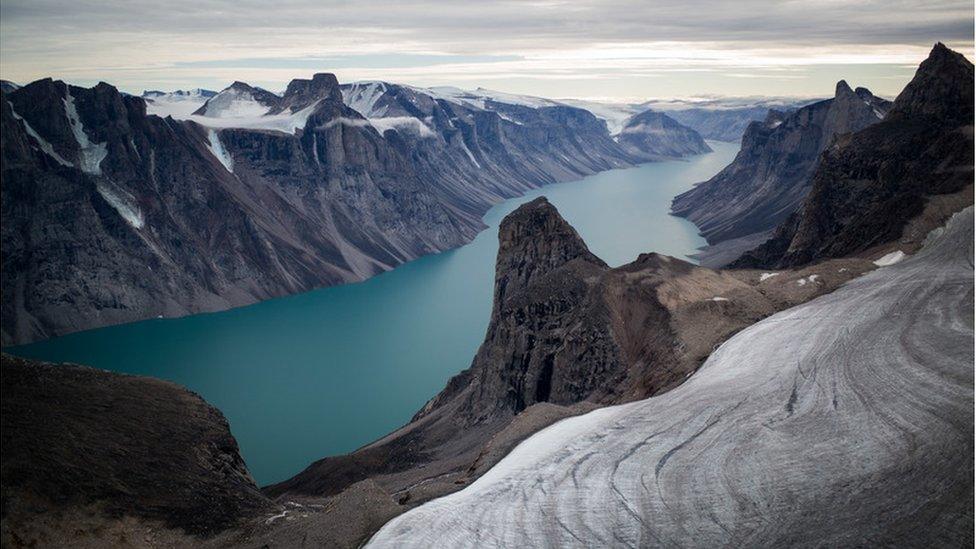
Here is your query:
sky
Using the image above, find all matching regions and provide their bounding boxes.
[0,0,972,101]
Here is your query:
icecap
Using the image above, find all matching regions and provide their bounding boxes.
[144,90,212,118]
[206,129,234,173]
[759,272,780,282]
[555,98,640,135]
[7,101,72,167]
[368,207,974,548]
[63,89,108,175]
[873,250,906,266]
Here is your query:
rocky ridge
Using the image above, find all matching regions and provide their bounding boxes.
[671,80,891,266]
[735,43,974,268]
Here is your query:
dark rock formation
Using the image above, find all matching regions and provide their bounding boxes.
[0,354,270,539]
[735,43,974,268]
[616,109,712,160]
[672,80,890,265]
[1,76,477,345]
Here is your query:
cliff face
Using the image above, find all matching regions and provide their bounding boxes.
[0,354,270,540]
[616,110,712,160]
[1,76,477,345]
[671,81,890,262]
[735,43,974,268]
[340,82,639,220]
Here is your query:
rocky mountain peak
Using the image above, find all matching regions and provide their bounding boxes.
[282,72,343,109]
[834,79,855,98]
[888,42,974,124]
[494,197,607,304]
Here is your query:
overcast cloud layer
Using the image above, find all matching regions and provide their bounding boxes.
[1,0,972,100]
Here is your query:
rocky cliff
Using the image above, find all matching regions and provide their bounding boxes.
[1,75,479,345]
[0,354,270,543]
[735,43,974,268]
[671,81,890,266]
[616,109,712,160]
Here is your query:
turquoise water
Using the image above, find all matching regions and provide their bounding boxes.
[8,141,737,485]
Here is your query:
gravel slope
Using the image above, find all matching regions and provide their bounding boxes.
[368,207,974,548]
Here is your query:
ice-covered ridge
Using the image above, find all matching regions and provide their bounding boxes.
[7,100,72,167]
[341,82,390,118]
[63,88,108,175]
[96,180,144,229]
[196,86,272,118]
[144,90,213,119]
[557,99,640,135]
[185,101,320,135]
[206,129,234,173]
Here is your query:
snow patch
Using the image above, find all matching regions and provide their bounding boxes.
[710,297,729,302]
[144,90,211,118]
[186,101,320,135]
[458,139,481,168]
[873,250,905,267]
[63,89,108,174]
[7,101,72,167]
[206,129,234,173]
[342,82,390,118]
[96,180,144,229]
[796,274,819,286]
[759,272,780,282]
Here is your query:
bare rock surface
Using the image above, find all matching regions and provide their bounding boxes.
[0,355,271,544]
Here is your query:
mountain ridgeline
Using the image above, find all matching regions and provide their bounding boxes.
[1,75,708,345]
[735,43,974,268]
[672,80,891,266]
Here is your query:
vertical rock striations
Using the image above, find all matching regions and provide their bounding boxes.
[672,80,890,265]
[735,43,974,268]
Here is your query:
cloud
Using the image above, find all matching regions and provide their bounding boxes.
[0,0,971,99]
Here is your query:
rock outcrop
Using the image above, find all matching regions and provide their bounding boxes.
[735,43,974,268]
[0,354,270,542]
[672,81,890,265]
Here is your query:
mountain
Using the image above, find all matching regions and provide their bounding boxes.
[672,81,891,266]
[0,75,481,345]
[265,197,875,522]
[735,43,974,268]
[616,109,712,159]
[140,88,216,117]
[368,204,974,548]
[0,354,270,541]
[340,81,637,217]
[1,74,715,345]
[0,80,20,94]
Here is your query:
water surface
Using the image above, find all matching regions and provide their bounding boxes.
[9,141,737,485]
